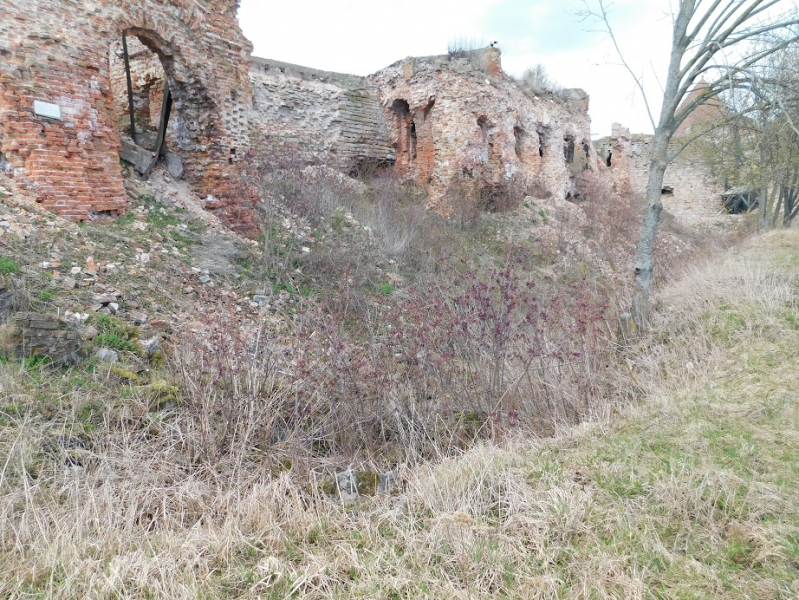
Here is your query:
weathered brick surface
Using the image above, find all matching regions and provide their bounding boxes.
[367,49,594,213]
[246,49,593,216]
[249,58,395,173]
[2,7,602,230]
[0,0,253,225]
[598,124,724,223]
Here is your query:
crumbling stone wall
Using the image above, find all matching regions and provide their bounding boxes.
[367,49,593,214]
[0,0,253,227]
[248,58,394,173]
[246,48,593,216]
[598,124,724,223]
[1,3,608,230]
[596,123,633,194]
[3,313,82,365]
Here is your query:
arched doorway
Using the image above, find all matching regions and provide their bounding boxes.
[109,29,196,179]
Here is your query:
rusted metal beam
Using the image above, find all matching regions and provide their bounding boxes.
[153,86,172,161]
[121,34,137,145]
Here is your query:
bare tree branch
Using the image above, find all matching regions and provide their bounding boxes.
[583,0,799,327]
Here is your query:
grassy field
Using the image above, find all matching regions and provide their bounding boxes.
[1,209,797,598]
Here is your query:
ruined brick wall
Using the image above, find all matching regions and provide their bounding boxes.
[367,49,594,214]
[248,58,394,172]
[245,48,593,217]
[596,123,633,194]
[0,0,253,227]
[4,313,83,365]
[598,124,725,223]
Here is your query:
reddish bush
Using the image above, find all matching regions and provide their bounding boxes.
[286,251,612,460]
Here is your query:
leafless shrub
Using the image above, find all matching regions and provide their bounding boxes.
[517,64,564,97]
[252,155,454,295]
[171,323,290,468]
[287,253,618,460]
[576,169,643,269]
[448,170,544,229]
[447,37,486,58]
[446,38,497,74]
[190,231,248,277]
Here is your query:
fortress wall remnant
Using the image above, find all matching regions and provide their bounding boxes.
[2,2,608,231]
[598,124,724,223]
[367,49,593,214]
[248,58,395,173]
[0,0,253,229]
[245,49,593,217]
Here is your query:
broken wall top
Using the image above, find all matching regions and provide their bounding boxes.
[367,48,594,208]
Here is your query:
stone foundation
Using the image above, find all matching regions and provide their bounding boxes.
[3,313,83,365]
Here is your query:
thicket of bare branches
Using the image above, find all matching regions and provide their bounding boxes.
[583,0,799,327]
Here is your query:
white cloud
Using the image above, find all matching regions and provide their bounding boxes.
[237,0,676,137]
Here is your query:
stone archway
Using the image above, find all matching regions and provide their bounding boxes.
[110,26,225,187]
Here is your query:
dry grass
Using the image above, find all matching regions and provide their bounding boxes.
[1,165,797,600]
[0,226,797,597]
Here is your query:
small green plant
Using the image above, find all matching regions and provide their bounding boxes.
[94,313,116,331]
[115,212,136,226]
[91,313,142,354]
[330,211,347,231]
[38,290,54,302]
[24,355,51,370]
[0,257,20,274]
[379,283,395,295]
[538,209,549,224]
[274,282,297,295]
[725,538,755,567]
[146,203,179,228]
[95,332,138,353]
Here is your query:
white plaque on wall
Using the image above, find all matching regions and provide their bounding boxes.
[33,101,62,121]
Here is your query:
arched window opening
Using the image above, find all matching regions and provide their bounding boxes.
[563,136,575,164]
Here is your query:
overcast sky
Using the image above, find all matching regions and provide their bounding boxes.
[237,0,676,138]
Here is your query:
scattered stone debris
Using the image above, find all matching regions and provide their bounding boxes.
[329,469,401,505]
[95,348,119,363]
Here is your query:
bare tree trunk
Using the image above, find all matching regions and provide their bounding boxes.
[758,185,769,231]
[632,134,669,329]
[588,0,799,329]
[758,144,769,231]
[771,184,783,228]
